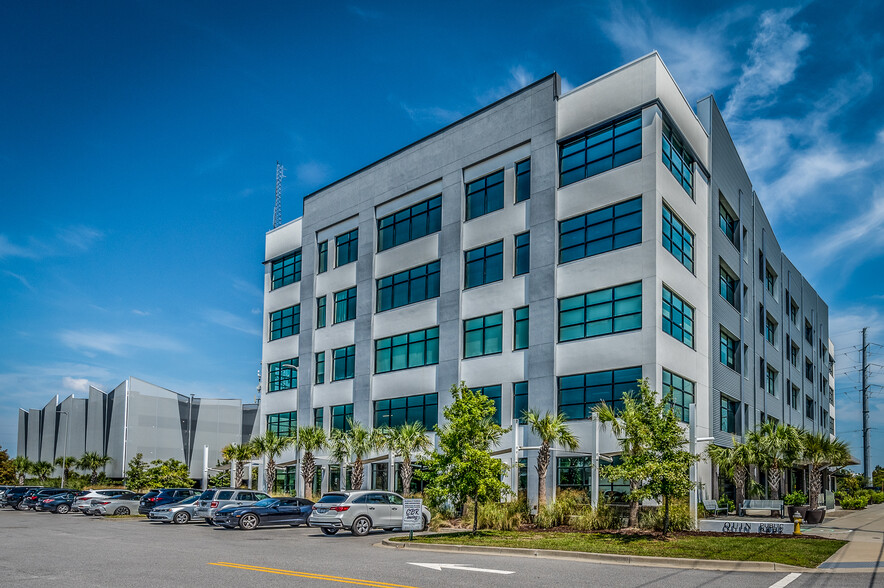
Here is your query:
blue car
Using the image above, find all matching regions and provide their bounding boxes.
[214,497,314,530]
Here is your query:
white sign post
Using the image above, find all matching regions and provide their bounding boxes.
[402,498,423,540]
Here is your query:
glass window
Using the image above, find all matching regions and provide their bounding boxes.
[376,261,441,312]
[472,384,502,425]
[662,286,694,348]
[662,369,694,423]
[514,306,529,350]
[805,320,813,344]
[513,381,528,423]
[316,296,326,329]
[559,114,641,187]
[314,407,323,429]
[559,197,641,264]
[662,205,693,272]
[374,393,438,429]
[765,315,777,346]
[377,195,442,252]
[805,396,814,420]
[805,358,814,382]
[465,169,504,221]
[271,250,301,290]
[465,241,503,289]
[318,241,328,274]
[332,404,353,431]
[720,330,738,371]
[335,229,358,267]
[557,366,642,419]
[720,396,738,434]
[559,282,641,342]
[315,352,325,385]
[515,159,531,202]
[332,345,356,381]
[557,455,629,502]
[766,366,777,396]
[375,327,439,374]
[270,305,300,340]
[662,121,694,196]
[790,341,799,367]
[791,385,800,409]
[267,411,297,437]
[790,299,799,324]
[766,267,776,296]
[719,203,737,244]
[463,312,503,358]
[720,265,738,308]
[334,287,357,324]
[514,232,530,276]
[268,358,297,392]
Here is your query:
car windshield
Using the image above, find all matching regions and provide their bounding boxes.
[253,498,278,507]
[317,494,347,504]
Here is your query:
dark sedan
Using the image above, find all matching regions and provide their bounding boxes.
[1,487,40,509]
[35,492,85,513]
[214,497,314,530]
[19,488,78,510]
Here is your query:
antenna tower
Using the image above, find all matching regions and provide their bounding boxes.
[273,161,285,228]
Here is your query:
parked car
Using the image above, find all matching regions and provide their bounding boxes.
[19,488,78,510]
[308,491,430,536]
[193,489,270,525]
[84,492,143,516]
[0,486,40,509]
[215,497,314,530]
[72,489,132,513]
[147,495,201,524]
[35,492,86,513]
[138,488,200,515]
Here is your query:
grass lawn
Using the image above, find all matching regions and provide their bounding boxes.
[393,531,846,568]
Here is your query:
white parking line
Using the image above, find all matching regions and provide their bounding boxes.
[768,572,801,588]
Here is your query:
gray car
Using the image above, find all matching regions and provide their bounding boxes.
[308,491,430,536]
[193,489,270,525]
[86,493,143,516]
[147,495,200,524]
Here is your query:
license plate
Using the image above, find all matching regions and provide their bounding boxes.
[317,508,328,514]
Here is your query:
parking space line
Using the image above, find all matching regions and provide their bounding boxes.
[768,572,801,588]
[208,562,421,588]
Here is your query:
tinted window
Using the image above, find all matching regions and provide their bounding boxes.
[352,495,369,504]
[199,490,214,500]
[367,494,387,504]
[235,492,255,501]
[386,494,403,505]
[255,493,270,501]
[317,494,347,504]
[254,498,277,507]
[217,491,234,500]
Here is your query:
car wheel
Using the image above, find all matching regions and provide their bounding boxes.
[113,506,130,516]
[15,503,27,511]
[239,513,259,530]
[421,515,429,532]
[321,527,338,535]
[351,516,371,537]
[57,504,70,514]
[205,518,216,526]
[173,511,190,524]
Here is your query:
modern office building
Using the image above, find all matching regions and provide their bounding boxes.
[17,377,259,479]
[259,52,835,502]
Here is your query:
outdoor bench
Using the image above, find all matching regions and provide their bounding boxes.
[702,499,728,516]
[740,499,784,517]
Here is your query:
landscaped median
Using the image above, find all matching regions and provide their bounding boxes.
[389,530,846,569]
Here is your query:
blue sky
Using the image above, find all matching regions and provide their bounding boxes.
[1,1,882,470]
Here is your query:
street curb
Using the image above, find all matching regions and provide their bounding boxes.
[380,537,854,574]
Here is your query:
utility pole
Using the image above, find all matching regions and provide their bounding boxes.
[862,327,871,484]
[273,161,285,229]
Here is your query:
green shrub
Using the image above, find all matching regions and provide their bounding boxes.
[570,498,622,531]
[868,491,884,504]
[462,498,528,531]
[535,490,588,529]
[719,496,736,513]
[783,490,808,506]
[839,494,868,510]
[639,499,694,532]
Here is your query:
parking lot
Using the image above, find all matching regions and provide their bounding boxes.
[5,509,882,588]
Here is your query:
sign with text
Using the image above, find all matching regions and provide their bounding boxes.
[401,498,424,531]
[699,520,794,534]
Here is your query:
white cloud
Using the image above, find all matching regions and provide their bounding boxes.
[202,308,261,337]
[399,103,463,127]
[57,329,187,357]
[55,225,104,252]
[0,234,40,259]
[810,187,884,270]
[294,161,331,187]
[2,270,34,291]
[474,65,540,106]
[62,376,92,393]
[131,309,151,316]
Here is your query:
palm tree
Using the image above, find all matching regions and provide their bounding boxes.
[345,420,383,490]
[31,461,53,483]
[77,452,112,485]
[221,443,255,488]
[249,431,294,494]
[294,426,326,500]
[12,456,33,485]
[522,410,579,508]
[55,456,77,483]
[707,438,752,510]
[328,428,351,491]
[384,421,432,496]
[799,432,850,510]
[746,422,801,499]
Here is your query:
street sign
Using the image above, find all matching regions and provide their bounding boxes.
[401,498,423,531]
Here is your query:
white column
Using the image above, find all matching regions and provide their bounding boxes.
[388,452,394,492]
[230,459,237,487]
[511,419,520,498]
[689,403,697,529]
[591,415,600,509]
[202,445,209,491]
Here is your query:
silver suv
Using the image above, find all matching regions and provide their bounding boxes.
[308,491,430,536]
[193,489,269,525]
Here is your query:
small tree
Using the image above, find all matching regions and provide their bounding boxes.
[221,443,255,488]
[384,421,432,495]
[77,452,112,485]
[522,410,578,508]
[12,456,33,485]
[343,420,382,490]
[799,432,850,510]
[0,447,16,484]
[55,456,77,484]
[295,426,326,500]
[250,430,294,494]
[874,465,884,491]
[124,453,151,492]
[419,382,510,532]
[746,422,801,499]
[31,460,54,483]
[707,438,752,510]
[328,428,350,491]
[146,458,193,489]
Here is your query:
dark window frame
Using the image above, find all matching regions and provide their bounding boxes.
[558,281,642,342]
[558,197,641,264]
[333,286,357,324]
[557,366,642,420]
[514,232,530,276]
[268,358,298,392]
[374,393,438,429]
[270,305,300,341]
[465,169,504,221]
[559,113,642,187]
[376,260,441,312]
[335,229,359,268]
[662,203,694,272]
[463,312,503,359]
[514,306,529,350]
[464,240,504,289]
[662,286,694,348]
[515,159,531,203]
[377,195,442,252]
[332,345,356,381]
[375,327,439,374]
[270,250,302,290]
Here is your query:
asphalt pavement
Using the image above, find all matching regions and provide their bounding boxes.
[1,509,881,587]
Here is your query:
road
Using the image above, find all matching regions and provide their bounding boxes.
[0,510,879,587]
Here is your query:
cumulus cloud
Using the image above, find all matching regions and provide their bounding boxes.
[62,376,92,393]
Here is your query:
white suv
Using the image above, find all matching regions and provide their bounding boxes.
[193,489,269,525]
[308,491,430,536]
[72,489,131,513]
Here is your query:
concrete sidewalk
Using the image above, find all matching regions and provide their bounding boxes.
[806,503,884,572]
